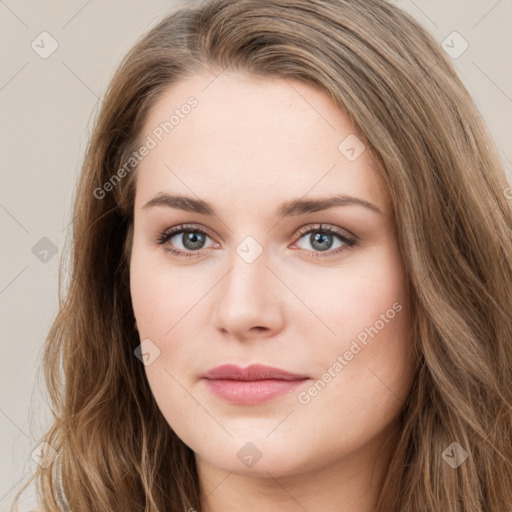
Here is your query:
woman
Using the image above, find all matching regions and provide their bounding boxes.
[14,0,512,510]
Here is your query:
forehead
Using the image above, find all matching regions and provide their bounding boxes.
[133,72,390,217]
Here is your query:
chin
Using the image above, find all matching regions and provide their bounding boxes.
[194,437,308,477]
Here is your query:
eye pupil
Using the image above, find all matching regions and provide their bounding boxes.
[311,232,333,251]
[183,231,205,250]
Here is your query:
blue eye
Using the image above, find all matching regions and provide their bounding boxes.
[155,224,214,258]
[292,224,356,258]
[155,223,356,259]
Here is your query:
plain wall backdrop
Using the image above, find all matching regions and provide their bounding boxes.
[1,0,511,509]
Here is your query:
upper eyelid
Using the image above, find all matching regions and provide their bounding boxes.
[295,223,354,239]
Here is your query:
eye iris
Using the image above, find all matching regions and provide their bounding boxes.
[183,231,205,250]
[310,231,333,251]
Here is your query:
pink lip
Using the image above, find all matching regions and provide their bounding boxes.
[202,364,310,405]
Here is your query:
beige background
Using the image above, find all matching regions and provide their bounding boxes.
[0,0,511,509]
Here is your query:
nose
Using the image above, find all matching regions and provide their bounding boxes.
[211,243,285,342]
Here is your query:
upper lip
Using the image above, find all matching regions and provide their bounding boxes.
[203,364,309,381]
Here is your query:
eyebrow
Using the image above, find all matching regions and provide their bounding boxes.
[142,192,383,217]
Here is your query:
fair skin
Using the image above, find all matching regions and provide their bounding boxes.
[129,71,417,512]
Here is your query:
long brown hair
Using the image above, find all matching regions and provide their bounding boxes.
[14,0,512,510]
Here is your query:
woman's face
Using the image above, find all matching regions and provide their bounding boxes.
[129,72,416,479]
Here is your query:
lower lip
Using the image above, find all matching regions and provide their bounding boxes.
[203,378,309,405]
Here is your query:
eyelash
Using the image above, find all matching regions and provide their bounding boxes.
[154,223,356,259]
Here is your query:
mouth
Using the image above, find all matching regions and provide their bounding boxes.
[202,364,311,405]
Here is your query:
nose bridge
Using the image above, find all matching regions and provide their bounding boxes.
[212,233,282,335]
[223,234,269,303]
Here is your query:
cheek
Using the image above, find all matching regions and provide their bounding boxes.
[129,254,200,423]
[295,244,414,405]
[129,246,207,388]
[130,246,194,334]
[292,243,409,349]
